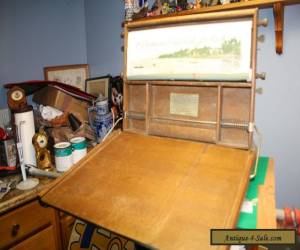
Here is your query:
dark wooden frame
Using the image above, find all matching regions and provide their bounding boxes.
[85,75,112,100]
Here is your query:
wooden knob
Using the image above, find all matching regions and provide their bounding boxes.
[258,34,265,43]
[11,224,20,237]
[258,18,268,27]
[256,72,266,80]
[255,87,263,94]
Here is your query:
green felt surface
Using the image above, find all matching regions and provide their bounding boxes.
[237,156,269,229]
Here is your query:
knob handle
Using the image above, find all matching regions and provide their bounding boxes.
[258,18,268,27]
[11,224,20,237]
[256,72,266,80]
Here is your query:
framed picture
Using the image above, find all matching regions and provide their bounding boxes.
[44,64,89,91]
[85,75,111,100]
[125,12,254,82]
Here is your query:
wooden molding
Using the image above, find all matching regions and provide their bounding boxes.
[273,2,284,54]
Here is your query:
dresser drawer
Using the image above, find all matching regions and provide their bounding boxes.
[0,200,55,249]
[10,225,57,250]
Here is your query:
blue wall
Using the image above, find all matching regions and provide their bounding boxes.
[257,6,300,208]
[85,0,123,77]
[0,0,87,108]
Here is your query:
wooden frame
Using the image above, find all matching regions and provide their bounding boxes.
[44,64,89,91]
[85,75,111,99]
[123,9,258,149]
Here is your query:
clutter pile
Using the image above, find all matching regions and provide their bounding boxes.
[0,67,123,195]
[123,0,241,21]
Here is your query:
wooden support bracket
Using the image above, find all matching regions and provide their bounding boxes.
[273,3,284,54]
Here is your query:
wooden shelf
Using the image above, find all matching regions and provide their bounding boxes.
[126,0,300,54]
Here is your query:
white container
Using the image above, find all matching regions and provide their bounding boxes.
[14,107,36,166]
[70,137,87,164]
[54,142,73,172]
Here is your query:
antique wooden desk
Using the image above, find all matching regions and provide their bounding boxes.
[40,131,255,250]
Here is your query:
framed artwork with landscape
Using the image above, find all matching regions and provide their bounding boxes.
[125,13,254,82]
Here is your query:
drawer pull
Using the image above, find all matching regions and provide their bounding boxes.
[11,224,20,236]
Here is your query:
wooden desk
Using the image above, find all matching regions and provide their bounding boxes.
[40,131,255,250]
[257,158,277,229]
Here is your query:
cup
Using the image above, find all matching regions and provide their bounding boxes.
[70,137,87,164]
[54,142,73,172]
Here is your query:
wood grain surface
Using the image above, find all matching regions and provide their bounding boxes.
[41,132,254,250]
[257,159,277,229]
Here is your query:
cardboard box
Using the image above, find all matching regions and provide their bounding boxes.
[33,86,89,122]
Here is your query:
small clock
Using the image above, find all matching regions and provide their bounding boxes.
[7,86,27,111]
[36,134,48,149]
[32,128,53,171]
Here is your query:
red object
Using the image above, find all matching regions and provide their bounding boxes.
[295,208,300,225]
[0,166,16,171]
[284,207,294,227]
[4,80,96,103]
[294,208,300,235]
[0,128,7,140]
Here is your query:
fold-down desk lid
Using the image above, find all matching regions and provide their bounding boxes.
[40,131,254,249]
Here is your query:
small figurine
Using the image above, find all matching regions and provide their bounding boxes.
[32,127,53,171]
[148,0,162,16]
[161,2,170,14]
[124,0,134,21]
[177,0,188,10]
[186,2,195,9]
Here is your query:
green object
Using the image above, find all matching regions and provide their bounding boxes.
[237,157,269,229]
[70,137,87,150]
[54,142,72,157]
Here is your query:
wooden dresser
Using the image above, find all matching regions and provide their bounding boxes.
[0,176,75,250]
[0,199,60,250]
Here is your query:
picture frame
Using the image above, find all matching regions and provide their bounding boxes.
[125,13,254,82]
[44,64,89,91]
[85,75,111,100]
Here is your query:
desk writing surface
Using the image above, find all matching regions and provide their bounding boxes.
[40,131,254,249]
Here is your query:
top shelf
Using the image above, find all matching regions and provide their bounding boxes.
[168,0,299,16]
[128,0,298,20]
